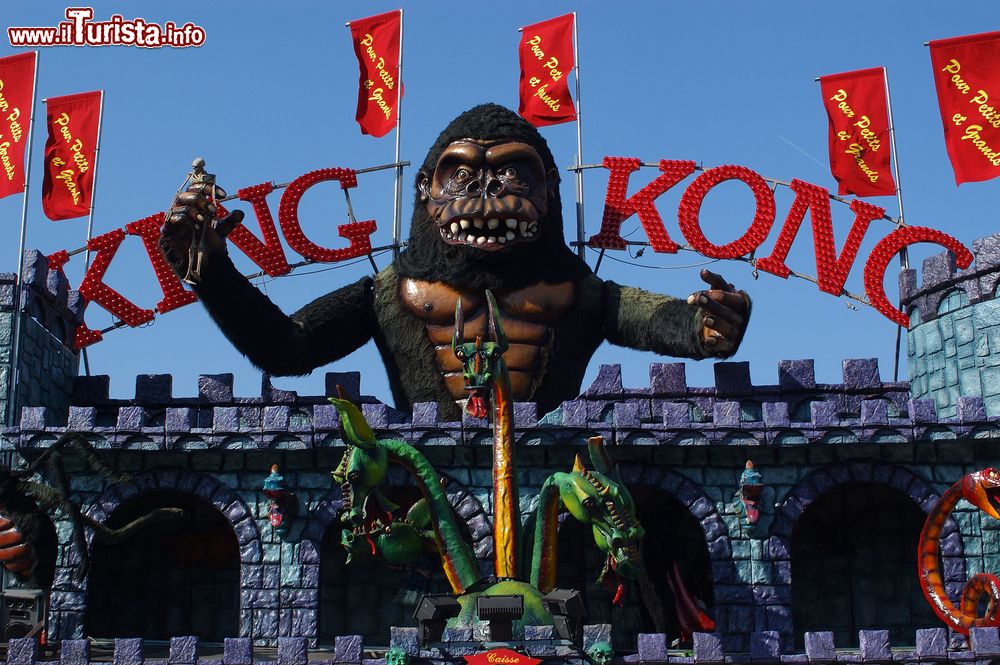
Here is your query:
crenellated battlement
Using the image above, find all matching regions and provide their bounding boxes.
[19,250,84,348]
[8,359,990,450]
[899,232,1000,326]
[1,626,999,664]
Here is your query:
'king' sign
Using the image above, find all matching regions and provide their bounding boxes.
[44,155,972,350]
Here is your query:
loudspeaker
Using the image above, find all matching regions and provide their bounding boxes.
[1,589,46,639]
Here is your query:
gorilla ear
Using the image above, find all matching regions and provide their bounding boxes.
[416,171,431,202]
[546,167,560,196]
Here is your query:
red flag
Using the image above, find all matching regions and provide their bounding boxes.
[518,14,576,127]
[348,10,401,138]
[928,31,1000,185]
[819,68,896,197]
[41,90,101,221]
[0,52,36,201]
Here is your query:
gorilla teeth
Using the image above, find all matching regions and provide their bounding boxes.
[506,219,518,229]
[458,232,468,242]
[460,219,471,230]
[505,231,515,241]
[475,236,486,245]
[473,219,484,229]
[450,222,460,234]
[487,218,499,230]
[497,235,506,244]
[519,221,528,233]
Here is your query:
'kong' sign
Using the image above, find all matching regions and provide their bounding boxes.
[46,156,970,350]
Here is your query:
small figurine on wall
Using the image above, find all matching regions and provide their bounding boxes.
[736,461,764,526]
[263,464,298,539]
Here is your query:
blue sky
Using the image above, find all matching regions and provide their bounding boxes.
[0,1,996,404]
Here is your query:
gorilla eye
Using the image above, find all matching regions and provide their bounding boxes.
[500,166,518,178]
[454,168,473,182]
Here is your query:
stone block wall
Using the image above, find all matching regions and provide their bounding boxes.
[903,232,1000,417]
[0,250,81,426]
[9,360,1000,652]
[0,271,15,425]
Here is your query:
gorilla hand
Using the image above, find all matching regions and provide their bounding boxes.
[158,181,244,279]
[687,269,750,357]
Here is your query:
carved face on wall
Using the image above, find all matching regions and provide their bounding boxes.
[417,140,557,252]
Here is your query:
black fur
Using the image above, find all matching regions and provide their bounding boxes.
[396,103,590,291]
[172,103,741,419]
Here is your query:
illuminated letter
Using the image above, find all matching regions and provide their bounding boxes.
[227,182,292,277]
[677,164,775,259]
[864,227,972,327]
[755,179,885,295]
[587,157,694,253]
[73,228,155,349]
[277,168,377,263]
[125,212,198,315]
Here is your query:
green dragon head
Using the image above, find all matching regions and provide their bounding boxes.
[556,437,644,603]
[453,290,508,419]
[340,520,425,565]
[330,397,398,541]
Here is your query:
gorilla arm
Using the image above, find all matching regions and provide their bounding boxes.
[191,255,377,376]
[603,269,751,359]
[160,182,377,376]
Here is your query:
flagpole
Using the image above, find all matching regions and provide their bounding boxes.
[392,9,404,261]
[883,67,909,382]
[79,90,105,377]
[8,52,39,426]
[83,91,104,271]
[572,12,586,260]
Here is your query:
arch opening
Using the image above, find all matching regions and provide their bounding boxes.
[554,485,714,650]
[85,489,240,641]
[790,481,939,647]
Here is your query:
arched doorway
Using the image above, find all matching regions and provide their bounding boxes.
[555,486,714,649]
[318,485,454,647]
[791,481,939,647]
[86,490,240,640]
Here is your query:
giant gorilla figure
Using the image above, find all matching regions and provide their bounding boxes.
[161,104,750,420]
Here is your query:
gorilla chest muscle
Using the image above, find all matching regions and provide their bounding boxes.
[400,278,575,400]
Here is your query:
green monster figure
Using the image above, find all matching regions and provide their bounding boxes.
[531,437,645,604]
[385,647,411,665]
[330,397,482,594]
[587,642,615,665]
[453,291,520,581]
[331,390,645,632]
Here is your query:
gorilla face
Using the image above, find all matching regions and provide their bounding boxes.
[417,139,557,252]
[396,103,589,291]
